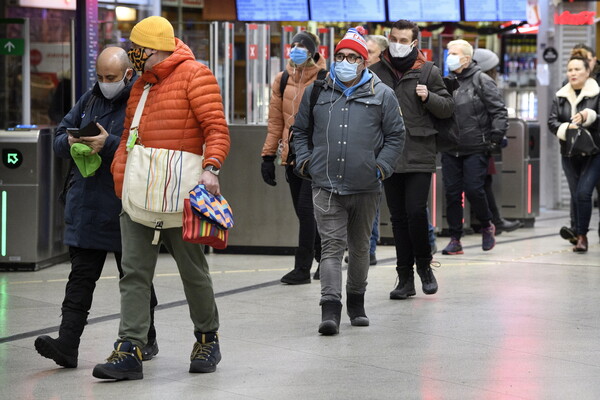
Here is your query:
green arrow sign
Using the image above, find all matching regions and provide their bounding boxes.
[0,39,24,56]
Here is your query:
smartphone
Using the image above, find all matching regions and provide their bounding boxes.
[66,127,80,137]
[67,121,101,138]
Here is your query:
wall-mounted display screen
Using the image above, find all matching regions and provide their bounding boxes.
[464,0,527,21]
[236,0,310,21]
[310,0,386,22]
[388,0,460,22]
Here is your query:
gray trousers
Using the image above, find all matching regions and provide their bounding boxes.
[312,188,380,304]
[118,212,219,348]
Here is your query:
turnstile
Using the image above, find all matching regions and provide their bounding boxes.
[500,119,540,226]
[218,124,298,254]
[0,128,69,270]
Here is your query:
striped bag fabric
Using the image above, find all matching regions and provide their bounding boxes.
[123,145,203,230]
[188,185,234,229]
[182,199,228,249]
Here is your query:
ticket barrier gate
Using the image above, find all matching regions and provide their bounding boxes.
[500,119,540,226]
[0,128,69,270]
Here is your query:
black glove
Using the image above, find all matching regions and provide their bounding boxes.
[261,155,277,186]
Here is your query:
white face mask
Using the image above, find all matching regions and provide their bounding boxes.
[446,54,463,72]
[389,42,413,58]
[99,72,129,100]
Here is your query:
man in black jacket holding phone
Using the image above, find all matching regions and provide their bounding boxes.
[34,47,160,368]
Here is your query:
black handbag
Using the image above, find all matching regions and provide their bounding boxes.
[565,126,599,157]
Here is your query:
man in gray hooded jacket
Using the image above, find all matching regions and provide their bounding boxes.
[293,26,405,336]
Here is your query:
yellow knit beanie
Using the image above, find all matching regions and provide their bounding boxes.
[130,16,176,51]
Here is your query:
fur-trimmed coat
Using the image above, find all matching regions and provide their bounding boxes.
[548,78,600,156]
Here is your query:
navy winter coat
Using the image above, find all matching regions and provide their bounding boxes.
[53,77,136,251]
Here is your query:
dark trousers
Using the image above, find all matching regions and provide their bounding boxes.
[484,174,501,223]
[60,247,158,347]
[383,172,432,267]
[286,165,321,269]
[561,154,600,235]
[442,153,492,239]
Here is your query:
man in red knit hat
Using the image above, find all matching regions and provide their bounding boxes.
[293,26,405,335]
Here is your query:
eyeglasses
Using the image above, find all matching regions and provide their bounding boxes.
[334,53,364,64]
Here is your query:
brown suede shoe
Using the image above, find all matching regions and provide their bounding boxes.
[573,235,588,253]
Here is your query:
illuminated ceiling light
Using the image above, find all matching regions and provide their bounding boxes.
[116,6,137,22]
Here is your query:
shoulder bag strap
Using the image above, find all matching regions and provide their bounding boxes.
[130,83,152,132]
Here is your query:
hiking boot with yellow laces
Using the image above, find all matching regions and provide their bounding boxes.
[189,332,221,373]
[92,341,143,380]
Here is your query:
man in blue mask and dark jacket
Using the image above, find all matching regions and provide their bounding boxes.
[293,26,405,336]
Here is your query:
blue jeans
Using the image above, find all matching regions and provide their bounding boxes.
[441,153,492,239]
[312,188,380,303]
[427,208,436,247]
[370,206,380,255]
[561,154,600,235]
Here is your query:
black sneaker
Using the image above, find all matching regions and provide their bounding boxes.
[92,341,143,380]
[482,223,496,251]
[442,238,463,255]
[34,335,78,368]
[280,268,311,284]
[560,226,578,245]
[189,332,221,373]
[141,339,159,361]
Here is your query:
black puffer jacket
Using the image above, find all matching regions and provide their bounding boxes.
[448,64,508,156]
[370,51,454,173]
[548,78,600,156]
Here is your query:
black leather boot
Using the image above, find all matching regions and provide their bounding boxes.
[390,266,416,300]
[416,259,438,295]
[494,218,521,233]
[35,335,79,368]
[318,301,342,335]
[346,292,369,326]
[281,247,313,284]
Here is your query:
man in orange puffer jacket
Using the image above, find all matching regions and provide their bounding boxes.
[93,16,230,381]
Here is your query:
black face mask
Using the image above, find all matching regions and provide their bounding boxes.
[389,47,418,73]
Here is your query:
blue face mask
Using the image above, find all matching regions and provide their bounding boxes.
[290,46,309,65]
[334,60,359,82]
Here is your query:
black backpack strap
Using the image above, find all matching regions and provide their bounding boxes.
[279,70,289,97]
[307,69,328,139]
[418,61,434,86]
[474,70,484,99]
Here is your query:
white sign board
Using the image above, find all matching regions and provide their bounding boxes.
[19,0,76,10]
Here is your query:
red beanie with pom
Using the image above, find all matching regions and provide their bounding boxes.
[334,26,368,61]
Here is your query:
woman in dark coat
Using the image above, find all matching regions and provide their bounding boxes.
[548,49,600,252]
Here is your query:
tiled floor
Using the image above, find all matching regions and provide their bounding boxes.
[2,209,600,400]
